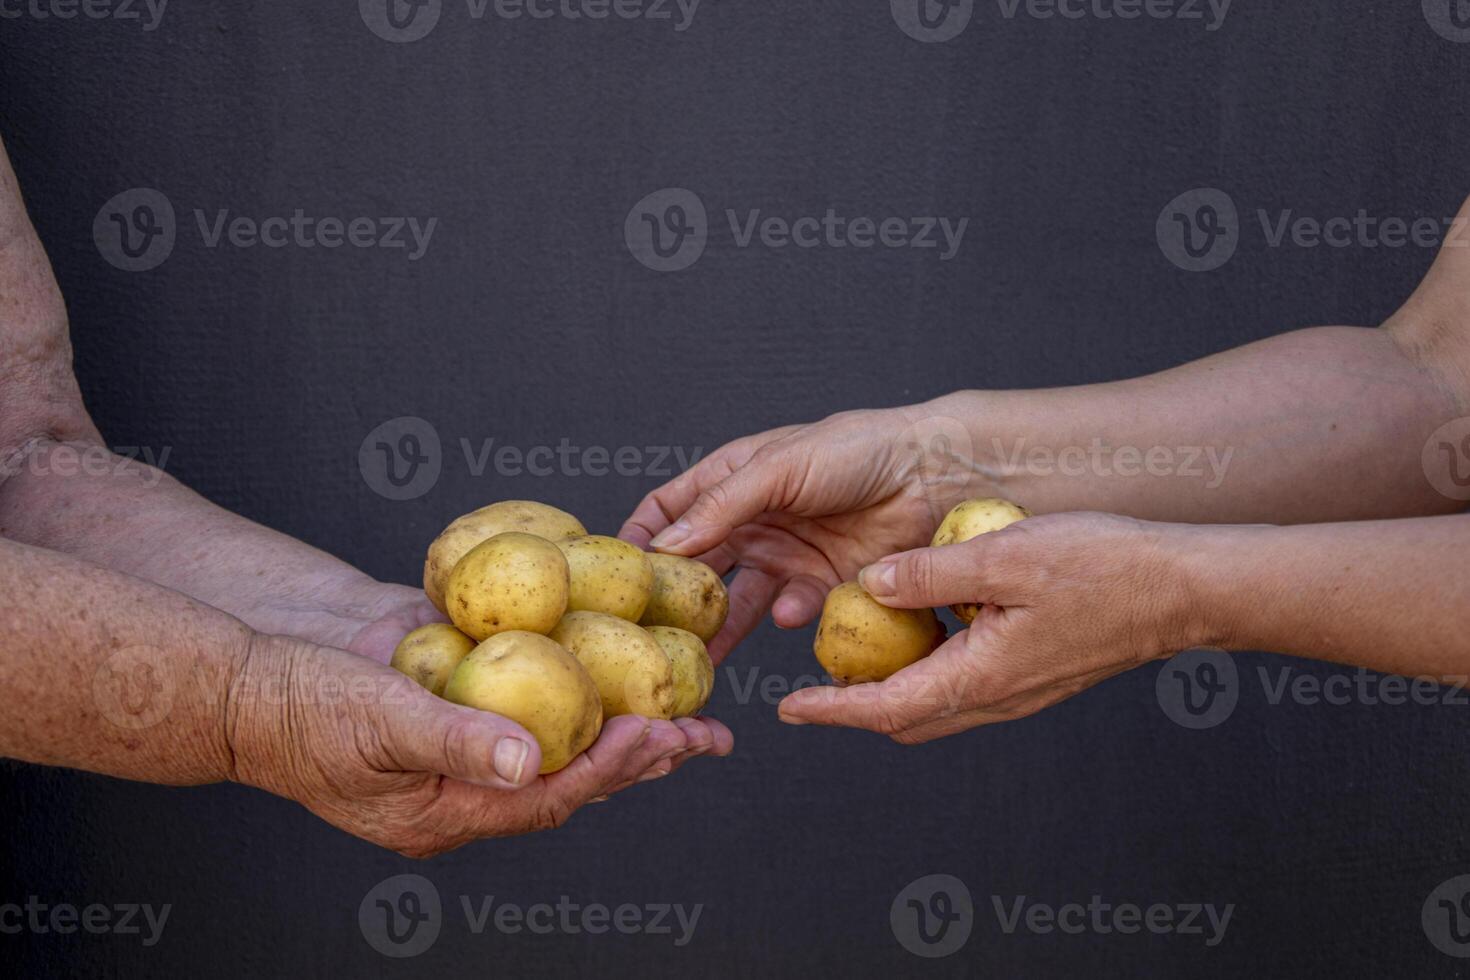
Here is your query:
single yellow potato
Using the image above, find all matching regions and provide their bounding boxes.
[443,631,603,774]
[556,535,655,622]
[638,553,729,643]
[931,497,1031,623]
[423,501,586,613]
[647,626,714,717]
[389,623,477,697]
[446,532,569,641]
[813,582,946,685]
[550,611,676,720]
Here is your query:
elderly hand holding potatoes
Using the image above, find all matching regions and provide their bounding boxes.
[392,500,731,777]
[0,136,729,858]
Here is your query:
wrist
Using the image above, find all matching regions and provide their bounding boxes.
[1153,522,1259,653]
[900,391,1015,513]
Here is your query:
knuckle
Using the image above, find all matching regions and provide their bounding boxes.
[694,481,732,519]
[870,702,910,737]
[900,553,936,601]
[438,720,476,776]
[532,797,574,832]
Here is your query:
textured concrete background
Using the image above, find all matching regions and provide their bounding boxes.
[3,1,1470,976]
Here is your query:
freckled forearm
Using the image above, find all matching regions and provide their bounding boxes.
[0,536,249,785]
[0,438,392,648]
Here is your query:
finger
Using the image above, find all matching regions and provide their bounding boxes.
[375,682,543,791]
[432,715,660,839]
[776,634,976,733]
[857,531,1021,611]
[645,448,806,558]
[580,717,691,796]
[618,428,797,548]
[708,567,782,664]
[771,574,830,629]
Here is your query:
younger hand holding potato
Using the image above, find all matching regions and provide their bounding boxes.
[779,513,1194,742]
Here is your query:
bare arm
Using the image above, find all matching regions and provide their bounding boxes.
[624,197,1470,659]
[0,135,422,654]
[929,320,1465,525]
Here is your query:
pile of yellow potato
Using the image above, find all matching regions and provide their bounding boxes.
[811,497,1030,685]
[390,501,728,774]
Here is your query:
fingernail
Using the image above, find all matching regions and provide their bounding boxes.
[650,521,692,550]
[494,738,530,784]
[590,795,610,803]
[638,768,669,783]
[860,561,897,598]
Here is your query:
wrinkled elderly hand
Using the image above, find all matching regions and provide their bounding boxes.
[228,633,732,858]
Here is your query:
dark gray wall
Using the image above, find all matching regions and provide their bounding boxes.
[3,2,1470,976]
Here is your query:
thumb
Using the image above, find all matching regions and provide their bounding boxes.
[649,454,790,556]
[374,683,543,791]
[858,535,1014,611]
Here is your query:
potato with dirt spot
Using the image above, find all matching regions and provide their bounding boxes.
[389,623,477,697]
[550,611,676,720]
[423,501,586,613]
[447,532,569,641]
[813,582,946,685]
[638,553,729,643]
[647,626,714,717]
[443,631,603,774]
[931,497,1031,624]
[556,535,655,622]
